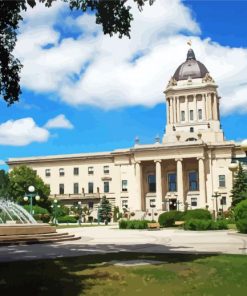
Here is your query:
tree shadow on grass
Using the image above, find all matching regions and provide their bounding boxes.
[0,242,221,296]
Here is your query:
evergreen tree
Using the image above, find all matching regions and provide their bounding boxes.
[0,169,10,198]
[98,196,112,225]
[231,163,247,206]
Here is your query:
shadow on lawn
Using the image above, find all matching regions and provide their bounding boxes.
[0,242,220,296]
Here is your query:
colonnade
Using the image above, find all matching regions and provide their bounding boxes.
[135,157,207,211]
[167,93,219,125]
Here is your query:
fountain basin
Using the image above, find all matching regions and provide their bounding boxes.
[0,224,56,236]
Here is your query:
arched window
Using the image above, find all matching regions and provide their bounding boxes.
[190,127,194,133]
[186,137,197,142]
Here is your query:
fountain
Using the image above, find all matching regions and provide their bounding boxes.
[0,199,80,244]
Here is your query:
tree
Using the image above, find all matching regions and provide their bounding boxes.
[0,169,10,198]
[8,165,51,209]
[98,195,112,225]
[231,163,247,207]
[0,0,155,105]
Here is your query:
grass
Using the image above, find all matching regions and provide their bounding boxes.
[1,253,247,296]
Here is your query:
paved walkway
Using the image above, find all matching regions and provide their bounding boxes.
[0,226,247,262]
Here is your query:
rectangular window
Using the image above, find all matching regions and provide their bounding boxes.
[191,197,197,207]
[74,183,79,194]
[190,110,194,121]
[103,165,109,174]
[122,180,128,192]
[181,111,185,121]
[220,196,227,205]
[189,171,199,191]
[88,182,94,193]
[122,199,128,209]
[74,167,79,175]
[88,201,94,209]
[168,173,177,192]
[59,168,64,176]
[148,175,156,193]
[150,199,156,208]
[88,167,94,175]
[198,109,202,120]
[59,184,64,195]
[45,169,50,177]
[219,175,226,188]
[104,181,109,193]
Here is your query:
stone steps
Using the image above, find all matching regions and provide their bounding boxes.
[0,232,81,246]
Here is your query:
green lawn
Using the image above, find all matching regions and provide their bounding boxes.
[1,253,247,296]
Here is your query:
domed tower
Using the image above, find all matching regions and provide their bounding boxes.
[163,48,224,144]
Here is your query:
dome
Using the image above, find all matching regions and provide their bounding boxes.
[173,49,209,81]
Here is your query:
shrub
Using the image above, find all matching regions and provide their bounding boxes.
[184,219,228,231]
[158,211,184,227]
[236,219,247,233]
[57,215,77,223]
[23,205,51,223]
[183,209,212,221]
[118,219,148,229]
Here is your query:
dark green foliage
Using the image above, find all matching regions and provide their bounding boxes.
[113,206,120,222]
[183,209,212,221]
[0,169,9,198]
[118,219,148,229]
[231,164,247,206]
[184,219,228,231]
[57,215,77,223]
[8,165,51,210]
[0,0,154,105]
[234,200,247,233]
[98,195,112,225]
[23,204,51,223]
[158,211,184,227]
[55,204,70,217]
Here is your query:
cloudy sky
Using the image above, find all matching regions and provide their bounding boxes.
[1,0,247,168]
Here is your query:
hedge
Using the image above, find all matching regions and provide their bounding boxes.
[158,211,184,227]
[119,220,149,229]
[57,215,77,223]
[234,200,247,233]
[23,205,51,223]
[183,209,212,221]
[184,219,228,231]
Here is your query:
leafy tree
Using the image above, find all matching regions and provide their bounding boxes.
[231,163,247,207]
[98,195,112,225]
[0,169,10,198]
[0,0,155,105]
[8,165,51,209]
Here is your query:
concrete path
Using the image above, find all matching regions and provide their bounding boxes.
[0,226,247,262]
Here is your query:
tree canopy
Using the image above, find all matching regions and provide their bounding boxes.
[0,169,10,198]
[8,165,51,209]
[231,163,247,207]
[0,0,155,105]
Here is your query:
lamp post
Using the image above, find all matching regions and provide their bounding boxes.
[212,191,221,220]
[51,199,60,225]
[23,185,40,216]
[78,201,82,226]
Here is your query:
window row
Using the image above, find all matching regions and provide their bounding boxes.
[58,180,128,195]
[147,173,226,193]
[181,109,203,122]
[45,165,110,177]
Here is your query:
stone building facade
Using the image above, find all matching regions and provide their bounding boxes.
[7,49,245,217]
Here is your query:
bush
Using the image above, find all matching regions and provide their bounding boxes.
[23,205,51,223]
[57,215,77,223]
[234,200,247,233]
[184,219,228,231]
[158,211,184,227]
[183,209,212,221]
[118,220,148,229]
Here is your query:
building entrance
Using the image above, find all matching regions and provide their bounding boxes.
[169,199,177,211]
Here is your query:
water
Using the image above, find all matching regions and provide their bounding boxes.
[0,200,37,224]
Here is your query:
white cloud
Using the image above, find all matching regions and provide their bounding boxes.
[0,160,5,165]
[15,0,247,114]
[0,118,49,146]
[45,114,74,129]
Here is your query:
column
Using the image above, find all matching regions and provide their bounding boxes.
[186,96,189,122]
[207,93,212,120]
[166,100,170,124]
[176,158,184,204]
[213,93,218,120]
[204,94,207,120]
[177,96,180,123]
[155,160,163,211]
[170,98,174,124]
[198,157,207,204]
[194,95,198,121]
[135,161,143,211]
[174,97,177,123]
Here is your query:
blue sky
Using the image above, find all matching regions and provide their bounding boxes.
[1,0,247,169]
